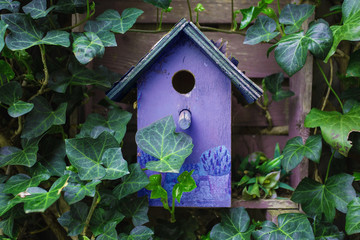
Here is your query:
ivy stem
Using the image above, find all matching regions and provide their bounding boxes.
[231,0,234,30]
[129,29,168,33]
[198,25,245,35]
[82,189,100,236]
[170,197,176,223]
[324,150,335,184]
[186,0,193,22]
[315,59,343,112]
[29,45,49,101]
[157,10,164,30]
[277,0,281,15]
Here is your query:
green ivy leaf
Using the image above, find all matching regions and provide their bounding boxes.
[136,115,193,173]
[22,0,55,19]
[78,108,132,144]
[39,137,66,177]
[84,20,117,47]
[345,197,360,235]
[146,174,168,200]
[253,213,314,239]
[2,13,70,50]
[0,20,7,52]
[306,19,334,60]
[239,6,263,30]
[304,106,360,157]
[279,4,315,34]
[244,15,279,45]
[97,8,144,34]
[118,196,149,227]
[102,148,129,180]
[54,0,86,14]
[264,72,294,101]
[0,0,20,12]
[346,49,360,77]
[14,174,69,213]
[118,226,154,240]
[22,96,67,139]
[291,174,356,222]
[63,171,101,205]
[72,32,104,64]
[0,184,18,217]
[281,135,322,172]
[65,132,119,180]
[8,100,34,118]
[90,208,124,237]
[210,207,253,240]
[143,0,171,9]
[325,0,360,62]
[0,211,14,238]
[314,221,345,240]
[58,202,88,236]
[0,81,21,105]
[172,170,196,203]
[113,163,149,200]
[0,139,39,167]
[0,60,14,84]
[96,221,118,240]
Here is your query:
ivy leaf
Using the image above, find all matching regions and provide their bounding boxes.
[0,184,18,217]
[0,20,7,52]
[118,196,149,227]
[39,137,66,177]
[264,72,294,101]
[0,139,39,167]
[65,132,119,180]
[346,49,360,77]
[0,60,14,83]
[58,202,88,236]
[345,197,360,235]
[118,226,154,240]
[279,4,315,34]
[14,174,69,213]
[84,20,116,47]
[22,96,67,139]
[2,13,70,50]
[136,115,193,173]
[143,0,171,9]
[146,174,168,200]
[54,0,86,14]
[306,19,334,60]
[113,163,149,200]
[101,148,129,180]
[0,81,21,105]
[63,171,101,205]
[0,0,20,12]
[244,15,279,45]
[97,8,144,34]
[291,174,356,222]
[0,211,14,238]
[90,208,124,237]
[304,106,360,157]
[210,207,253,240]
[314,221,345,240]
[325,0,360,62]
[8,101,34,118]
[239,6,263,30]
[172,170,196,203]
[23,0,55,19]
[78,108,132,144]
[281,135,322,172]
[96,221,118,240]
[253,213,314,239]
[72,32,104,64]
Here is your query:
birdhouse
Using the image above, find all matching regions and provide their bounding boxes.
[107,19,262,207]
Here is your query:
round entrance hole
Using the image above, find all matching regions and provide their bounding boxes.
[172,70,195,94]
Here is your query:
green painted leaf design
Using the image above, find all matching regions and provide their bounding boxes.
[304,106,360,157]
[39,137,66,177]
[54,0,86,14]
[239,6,263,30]
[253,213,314,239]
[72,32,104,64]
[90,208,124,237]
[210,207,253,240]
[65,132,119,180]
[143,0,171,9]
[0,20,7,52]
[84,20,117,47]
[0,139,38,167]
[244,15,279,45]
[314,221,344,240]
[22,96,67,139]
[102,148,129,180]
[118,196,149,227]
[345,197,360,235]
[346,49,360,77]
[63,171,101,205]
[96,221,118,240]
[291,174,356,222]
[281,135,322,172]
[2,13,69,50]
[118,226,154,240]
[0,60,14,84]
[14,174,69,213]
[58,202,88,236]
[78,107,132,144]
[23,0,55,19]
[97,8,144,34]
[0,0,20,12]
[325,0,360,62]
[279,4,315,34]
[113,163,149,200]
[172,170,196,203]
[136,115,193,173]
[8,100,34,118]
[264,72,294,101]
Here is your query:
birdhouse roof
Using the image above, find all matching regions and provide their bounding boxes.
[107,18,263,103]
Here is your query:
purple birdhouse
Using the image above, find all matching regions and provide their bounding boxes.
[107,19,262,207]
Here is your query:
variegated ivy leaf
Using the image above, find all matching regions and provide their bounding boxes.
[143,0,171,9]
[58,202,88,236]
[23,0,55,19]
[0,0,20,13]
[0,138,39,167]
[2,13,70,50]
[0,20,7,52]
[84,20,117,47]
[244,15,279,45]
[279,4,315,34]
[72,32,104,64]
[136,115,193,173]
[118,226,154,240]
[97,8,144,34]
[22,96,67,139]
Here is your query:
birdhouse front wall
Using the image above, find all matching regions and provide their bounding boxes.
[137,34,232,207]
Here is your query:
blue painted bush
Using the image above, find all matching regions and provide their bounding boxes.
[200,145,231,176]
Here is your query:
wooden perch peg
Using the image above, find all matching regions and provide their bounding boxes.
[178,109,192,130]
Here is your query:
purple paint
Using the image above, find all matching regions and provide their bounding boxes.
[137,35,231,207]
